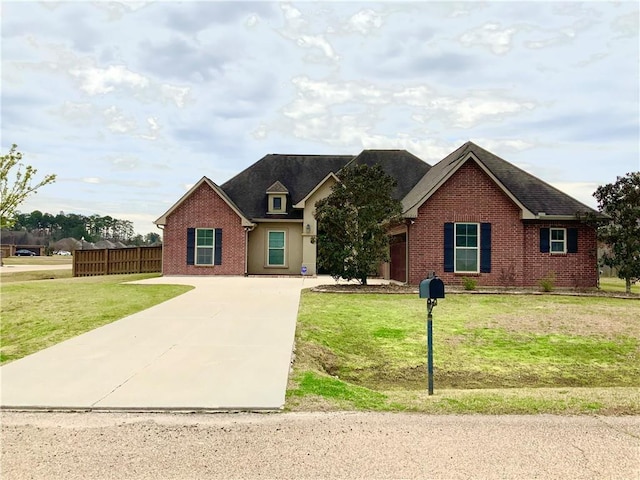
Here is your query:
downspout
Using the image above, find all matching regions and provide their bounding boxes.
[155,224,164,275]
[244,227,249,276]
[406,218,413,285]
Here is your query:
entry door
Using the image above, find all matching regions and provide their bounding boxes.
[389,234,407,283]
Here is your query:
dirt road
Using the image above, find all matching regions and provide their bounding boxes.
[2,411,638,479]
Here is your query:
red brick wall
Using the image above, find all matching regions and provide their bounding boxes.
[523,222,598,288]
[407,160,597,287]
[162,182,246,275]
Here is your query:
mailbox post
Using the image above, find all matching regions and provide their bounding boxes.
[419,272,445,395]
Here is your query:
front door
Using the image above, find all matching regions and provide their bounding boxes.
[389,233,407,283]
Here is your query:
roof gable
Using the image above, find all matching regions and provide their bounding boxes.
[266,181,289,194]
[403,142,599,219]
[221,154,353,219]
[154,176,253,227]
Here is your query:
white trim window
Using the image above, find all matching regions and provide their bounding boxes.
[550,228,566,254]
[268,195,286,214]
[267,230,286,266]
[196,228,214,265]
[455,223,479,273]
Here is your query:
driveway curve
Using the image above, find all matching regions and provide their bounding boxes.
[0,276,328,411]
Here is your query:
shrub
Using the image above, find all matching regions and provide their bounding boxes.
[539,272,556,292]
[462,276,477,291]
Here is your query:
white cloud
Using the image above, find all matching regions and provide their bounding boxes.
[296,35,339,60]
[280,3,305,27]
[138,117,161,140]
[288,76,536,127]
[347,9,383,34]
[444,96,536,128]
[161,84,190,107]
[246,14,259,28]
[278,3,338,61]
[459,23,517,55]
[70,65,149,95]
[103,106,138,134]
[83,177,101,184]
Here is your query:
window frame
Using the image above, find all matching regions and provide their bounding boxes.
[550,227,567,254]
[267,230,287,267]
[195,228,215,265]
[454,222,480,273]
[268,195,286,214]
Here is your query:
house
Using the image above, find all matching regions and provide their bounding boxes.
[155,142,599,287]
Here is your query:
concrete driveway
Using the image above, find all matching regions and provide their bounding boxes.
[0,276,330,411]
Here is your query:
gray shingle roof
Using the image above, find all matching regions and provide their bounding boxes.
[221,154,353,219]
[403,141,599,217]
[345,150,432,200]
[221,150,431,220]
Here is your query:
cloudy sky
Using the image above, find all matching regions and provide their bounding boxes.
[2,1,638,235]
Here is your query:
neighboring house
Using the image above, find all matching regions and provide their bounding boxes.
[155,142,599,287]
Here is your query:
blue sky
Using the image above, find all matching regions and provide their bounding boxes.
[2,1,638,235]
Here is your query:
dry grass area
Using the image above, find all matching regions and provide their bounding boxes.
[488,303,640,339]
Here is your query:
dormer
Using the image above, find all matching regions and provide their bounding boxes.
[266,181,289,214]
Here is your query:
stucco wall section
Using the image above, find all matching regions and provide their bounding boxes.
[247,222,303,275]
[301,177,337,275]
[162,183,246,275]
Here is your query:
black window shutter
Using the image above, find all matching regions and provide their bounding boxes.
[567,228,578,253]
[480,223,492,273]
[540,228,550,253]
[214,228,223,265]
[186,228,195,265]
[444,223,454,272]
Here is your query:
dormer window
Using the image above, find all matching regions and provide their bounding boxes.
[266,181,289,214]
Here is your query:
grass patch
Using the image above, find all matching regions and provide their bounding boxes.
[287,372,391,410]
[0,274,192,364]
[0,269,73,282]
[288,291,640,414]
[599,276,640,294]
[1,256,72,266]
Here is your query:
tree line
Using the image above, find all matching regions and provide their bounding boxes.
[7,210,160,246]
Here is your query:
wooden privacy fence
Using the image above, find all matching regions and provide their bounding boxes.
[73,246,162,277]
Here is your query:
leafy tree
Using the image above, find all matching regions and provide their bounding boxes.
[0,144,56,228]
[315,163,402,285]
[145,232,162,244]
[594,172,640,293]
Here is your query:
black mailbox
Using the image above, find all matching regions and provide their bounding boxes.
[419,276,445,299]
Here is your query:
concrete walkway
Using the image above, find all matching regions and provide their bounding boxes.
[0,276,333,411]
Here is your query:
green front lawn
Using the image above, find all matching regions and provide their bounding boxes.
[0,274,192,364]
[288,291,640,414]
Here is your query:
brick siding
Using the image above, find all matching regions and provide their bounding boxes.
[523,222,598,288]
[162,183,246,275]
[407,160,597,287]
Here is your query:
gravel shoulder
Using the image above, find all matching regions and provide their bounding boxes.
[2,411,638,479]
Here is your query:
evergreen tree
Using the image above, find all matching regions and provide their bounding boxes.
[594,172,640,293]
[315,164,402,285]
